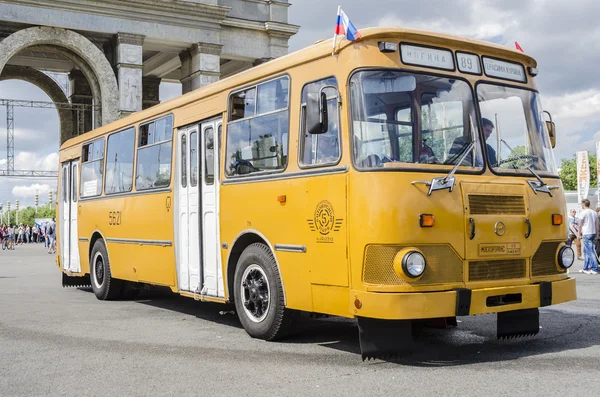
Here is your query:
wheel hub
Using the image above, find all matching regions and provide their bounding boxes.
[241,265,270,323]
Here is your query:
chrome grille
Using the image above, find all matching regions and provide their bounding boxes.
[532,241,565,276]
[469,259,526,281]
[468,195,526,215]
[363,244,463,286]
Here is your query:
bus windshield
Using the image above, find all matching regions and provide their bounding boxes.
[350,70,483,170]
[477,83,558,175]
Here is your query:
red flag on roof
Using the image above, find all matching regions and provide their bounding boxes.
[515,41,524,52]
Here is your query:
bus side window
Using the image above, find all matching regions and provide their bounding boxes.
[136,114,173,190]
[80,137,105,198]
[225,76,290,177]
[299,77,340,167]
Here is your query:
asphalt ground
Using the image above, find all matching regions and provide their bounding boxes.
[1,244,600,397]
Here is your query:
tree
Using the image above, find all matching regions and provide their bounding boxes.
[558,154,598,191]
[0,205,55,226]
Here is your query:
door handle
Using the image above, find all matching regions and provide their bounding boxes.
[525,218,531,238]
[469,217,475,240]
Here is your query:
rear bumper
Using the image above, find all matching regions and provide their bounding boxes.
[351,278,576,320]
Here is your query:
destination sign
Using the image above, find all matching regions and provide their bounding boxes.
[456,52,481,74]
[400,44,454,70]
[482,57,526,82]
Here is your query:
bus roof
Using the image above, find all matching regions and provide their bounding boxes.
[60,27,536,150]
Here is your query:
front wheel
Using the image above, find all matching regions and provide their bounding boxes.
[90,239,122,300]
[234,243,295,340]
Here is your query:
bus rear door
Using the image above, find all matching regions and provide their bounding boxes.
[60,160,81,273]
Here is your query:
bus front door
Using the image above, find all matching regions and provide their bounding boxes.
[60,160,81,274]
[177,126,200,293]
[200,120,223,297]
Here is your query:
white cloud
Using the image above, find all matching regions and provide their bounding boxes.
[14,152,59,172]
[12,183,53,198]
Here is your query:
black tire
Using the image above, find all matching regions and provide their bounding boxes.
[234,243,295,340]
[90,239,122,300]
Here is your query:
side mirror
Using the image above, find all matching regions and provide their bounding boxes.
[306,91,328,134]
[543,111,556,148]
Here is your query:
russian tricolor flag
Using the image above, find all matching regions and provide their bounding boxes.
[335,7,362,41]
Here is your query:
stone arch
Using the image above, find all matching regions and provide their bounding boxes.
[0,26,119,126]
[0,65,75,143]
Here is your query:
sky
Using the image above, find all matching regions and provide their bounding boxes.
[1,0,599,208]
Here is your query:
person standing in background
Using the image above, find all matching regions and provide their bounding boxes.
[577,199,599,274]
[568,209,583,260]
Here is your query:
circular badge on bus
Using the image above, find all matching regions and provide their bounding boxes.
[314,200,335,235]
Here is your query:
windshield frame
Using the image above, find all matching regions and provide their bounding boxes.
[474,80,560,179]
[348,67,486,175]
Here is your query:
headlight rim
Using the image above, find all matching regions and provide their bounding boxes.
[557,245,574,269]
[401,251,427,278]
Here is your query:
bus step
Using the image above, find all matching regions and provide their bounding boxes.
[357,317,414,361]
[62,273,91,288]
[497,308,539,339]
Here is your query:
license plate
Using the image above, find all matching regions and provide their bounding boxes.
[479,243,521,256]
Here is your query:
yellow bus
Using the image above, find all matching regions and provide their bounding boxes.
[57,27,576,360]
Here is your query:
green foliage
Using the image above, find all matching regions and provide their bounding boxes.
[1,205,55,227]
[558,154,598,191]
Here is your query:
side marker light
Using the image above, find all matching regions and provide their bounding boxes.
[420,214,435,227]
[552,214,563,226]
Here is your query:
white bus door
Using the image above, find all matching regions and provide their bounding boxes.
[60,160,80,273]
[200,121,223,297]
[177,127,201,293]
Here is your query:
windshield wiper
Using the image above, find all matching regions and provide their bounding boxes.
[499,138,559,196]
[412,116,476,195]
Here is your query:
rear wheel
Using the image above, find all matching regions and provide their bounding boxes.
[234,243,295,340]
[90,239,122,300]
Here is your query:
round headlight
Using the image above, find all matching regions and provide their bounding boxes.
[558,246,574,269]
[402,251,426,278]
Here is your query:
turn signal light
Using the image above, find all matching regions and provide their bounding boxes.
[420,214,435,227]
[277,195,286,204]
[552,214,563,226]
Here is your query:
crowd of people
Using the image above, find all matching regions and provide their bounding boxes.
[568,199,600,275]
[0,219,56,253]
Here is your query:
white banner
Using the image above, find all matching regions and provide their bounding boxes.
[577,151,590,203]
[596,142,600,203]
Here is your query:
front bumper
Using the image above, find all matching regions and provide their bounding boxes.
[351,278,576,320]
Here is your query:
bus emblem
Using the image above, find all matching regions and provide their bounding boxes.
[495,221,506,236]
[307,200,343,241]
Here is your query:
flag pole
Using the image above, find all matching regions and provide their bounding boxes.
[332,5,341,55]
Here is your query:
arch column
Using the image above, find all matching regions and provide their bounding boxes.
[0,26,119,126]
[0,65,75,143]
[179,42,222,94]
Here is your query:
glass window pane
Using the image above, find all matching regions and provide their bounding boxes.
[136,142,172,190]
[300,79,340,166]
[350,70,480,169]
[477,84,557,174]
[80,160,103,197]
[62,168,68,203]
[104,128,135,194]
[230,88,256,120]
[181,135,187,188]
[72,164,78,202]
[156,115,173,143]
[257,77,289,114]
[420,96,464,164]
[225,111,289,176]
[93,139,104,160]
[205,127,214,185]
[190,132,198,187]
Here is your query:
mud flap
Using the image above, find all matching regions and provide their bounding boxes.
[356,317,414,360]
[62,272,91,288]
[497,308,539,339]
